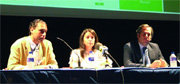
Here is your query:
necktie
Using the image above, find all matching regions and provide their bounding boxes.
[142,47,151,67]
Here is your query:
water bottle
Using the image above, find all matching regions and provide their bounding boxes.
[170,52,177,67]
[27,51,35,69]
[88,51,95,68]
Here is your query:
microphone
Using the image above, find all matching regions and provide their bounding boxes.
[95,42,110,57]
[95,42,120,67]
[56,37,82,68]
[100,46,110,56]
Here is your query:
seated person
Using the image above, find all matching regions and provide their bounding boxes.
[7,19,58,70]
[69,28,112,69]
[123,24,168,68]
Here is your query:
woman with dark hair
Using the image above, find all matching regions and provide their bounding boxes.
[69,28,112,69]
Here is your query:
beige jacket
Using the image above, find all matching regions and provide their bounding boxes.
[7,36,58,70]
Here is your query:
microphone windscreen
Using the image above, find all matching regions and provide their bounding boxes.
[94,42,103,50]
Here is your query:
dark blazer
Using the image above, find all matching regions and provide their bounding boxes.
[123,41,165,67]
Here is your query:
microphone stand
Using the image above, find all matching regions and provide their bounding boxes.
[57,37,82,68]
[104,53,110,68]
[104,50,120,68]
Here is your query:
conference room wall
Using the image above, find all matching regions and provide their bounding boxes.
[1,16,179,69]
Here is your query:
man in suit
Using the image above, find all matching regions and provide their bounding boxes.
[7,19,58,70]
[123,24,168,68]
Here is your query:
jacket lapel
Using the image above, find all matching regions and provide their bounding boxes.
[25,36,31,56]
[147,44,154,62]
[131,41,142,63]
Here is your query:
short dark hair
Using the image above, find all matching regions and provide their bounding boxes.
[136,24,154,37]
[29,19,46,35]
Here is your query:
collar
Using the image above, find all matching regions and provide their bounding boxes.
[28,36,39,51]
[138,42,146,49]
[138,42,148,55]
